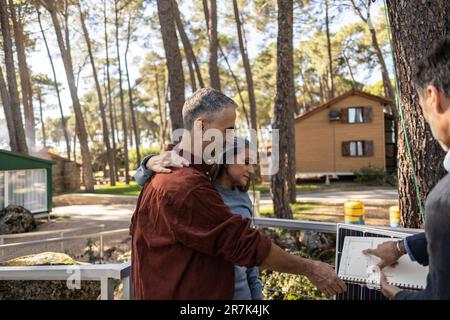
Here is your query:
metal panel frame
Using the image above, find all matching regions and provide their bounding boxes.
[334,223,424,300]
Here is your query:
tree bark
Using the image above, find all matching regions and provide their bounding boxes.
[156,0,185,132]
[103,0,118,182]
[0,65,18,151]
[299,67,315,107]
[271,0,296,219]
[172,0,204,91]
[325,0,334,99]
[218,46,250,128]
[40,0,95,191]
[124,15,141,166]
[350,0,395,104]
[154,66,166,148]
[114,0,130,184]
[232,0,261,181]
[370,27,395,102]
[202,0,210,31]
[386,0,449,228]
[78,0,116,186]
[38,90,46,147]
[208,0,221,90]
[9,0,35,150]
[343,50,356,88]
[37,7,71,160]
[0,0,28,154]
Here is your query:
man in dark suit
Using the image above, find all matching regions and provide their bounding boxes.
[363,37,450,300]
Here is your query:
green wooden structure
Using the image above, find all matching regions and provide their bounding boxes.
[0,149,54,215]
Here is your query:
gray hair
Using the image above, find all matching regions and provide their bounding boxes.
[182,88,237,130]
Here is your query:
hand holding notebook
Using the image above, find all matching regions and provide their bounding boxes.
[338,237,428,290]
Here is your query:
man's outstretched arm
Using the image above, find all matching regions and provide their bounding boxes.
[134,151,190,188]
[134,155,155,188]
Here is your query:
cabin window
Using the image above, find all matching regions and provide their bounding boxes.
[350,141,364,156]
[348,107,365,123]
[342,141,374,157]
[341,107,373,124]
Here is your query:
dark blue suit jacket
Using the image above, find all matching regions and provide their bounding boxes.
[405,232,428,266]
[395,173,450,300]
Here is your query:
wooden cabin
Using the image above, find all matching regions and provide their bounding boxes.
[294,89,396,177]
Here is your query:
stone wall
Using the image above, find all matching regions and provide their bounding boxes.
[52,161,81,194]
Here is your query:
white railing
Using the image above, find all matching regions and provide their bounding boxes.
[0,217,423,300]
[0,228,129,260]
[0,262,131,300]
[252,217,422,234]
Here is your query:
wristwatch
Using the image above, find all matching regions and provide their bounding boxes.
[396,240,406,255]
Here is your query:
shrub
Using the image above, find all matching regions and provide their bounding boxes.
[354,164,396,186]
[260,253,327,300]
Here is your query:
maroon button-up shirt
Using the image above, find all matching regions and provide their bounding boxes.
[130,160,272,300]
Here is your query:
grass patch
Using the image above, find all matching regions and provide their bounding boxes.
[259,201,390,226]
[252,182,371,194]
[93,181,141,196]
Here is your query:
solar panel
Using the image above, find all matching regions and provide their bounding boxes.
[334,224,422,300]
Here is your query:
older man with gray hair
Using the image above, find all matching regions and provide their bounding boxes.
[130,88,346,299]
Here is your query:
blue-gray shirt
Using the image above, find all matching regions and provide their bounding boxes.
[134,156,264,300]
[212,181,264,300]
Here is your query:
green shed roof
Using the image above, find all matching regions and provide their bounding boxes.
[0,149,55,171]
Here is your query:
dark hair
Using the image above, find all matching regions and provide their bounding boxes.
[413,37,450,98]
[182,88,237,130]
[213,138,252,192]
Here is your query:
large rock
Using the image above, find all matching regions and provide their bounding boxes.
[298,231,336,262]
[0,252,80,266]
[0,252,104,300]
[0,205,37,235]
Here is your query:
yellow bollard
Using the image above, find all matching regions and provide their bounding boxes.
[344,200,365,225]
[389,206,400,228]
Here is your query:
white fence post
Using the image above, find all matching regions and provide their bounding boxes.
[100,235,104,261]
[100,277,115,300]
[122,275,132,300]
[60,232,64,252]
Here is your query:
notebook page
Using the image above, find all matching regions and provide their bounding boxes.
[338,236,428,289]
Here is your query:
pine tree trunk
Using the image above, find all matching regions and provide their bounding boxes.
[208,0,221,90]
[9,1,35,150]
[42,0,95,191]
[114,0,130,184]
[0,65,18,151]
[78,1,116,186]
[271,0,295,219]
[172,0,197,92]
[370,27,395,104]
[386,0,449,228]
[154,65,167,148]
[172,0,204,89]
[218,47,250,128]
[124,15,141,166]
[288,73,297,203]
[156,0,185,132]
[325,0,334,100]
[104,0,118,183]
[37,7,71,160]
[343,51,356,88]
[38,91,46,146]
[0,0,28,154]
[232,0,261,182]
[299,68,314,106]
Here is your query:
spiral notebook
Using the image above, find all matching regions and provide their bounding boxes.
[338,236,429,290]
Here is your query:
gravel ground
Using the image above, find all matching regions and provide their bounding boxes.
[0,204,134,263]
